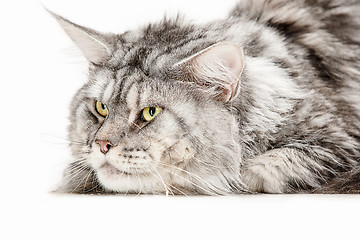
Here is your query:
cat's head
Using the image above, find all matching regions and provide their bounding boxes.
[53,13,246,195]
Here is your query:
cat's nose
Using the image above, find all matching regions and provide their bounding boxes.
[95,139,113,154]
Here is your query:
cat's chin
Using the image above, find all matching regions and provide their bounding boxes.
[99,162,135,176]
[95,164,166,194]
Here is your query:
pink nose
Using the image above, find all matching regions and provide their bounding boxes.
[95,140,113,154]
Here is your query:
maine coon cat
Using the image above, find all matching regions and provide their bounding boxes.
[51,0,360,195]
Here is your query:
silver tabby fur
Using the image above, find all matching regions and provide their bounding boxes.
[53,0,360,195]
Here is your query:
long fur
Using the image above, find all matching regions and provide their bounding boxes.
[53,0,360,194]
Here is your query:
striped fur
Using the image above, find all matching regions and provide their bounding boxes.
[53,0,360,194]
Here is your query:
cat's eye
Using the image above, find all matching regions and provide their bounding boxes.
[140,106,162,122]
[95,100,109,117]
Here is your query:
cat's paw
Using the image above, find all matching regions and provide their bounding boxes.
[241,154,290,193]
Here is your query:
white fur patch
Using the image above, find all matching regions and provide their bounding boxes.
[88,69,114,100]
[102,79,115,103]
[126,83,139,123]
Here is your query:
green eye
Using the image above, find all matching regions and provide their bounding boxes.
[141,106,162,122]
[95,100,109,117]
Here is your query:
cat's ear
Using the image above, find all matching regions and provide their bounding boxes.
[174,42,244,102]
[49,10,113,65]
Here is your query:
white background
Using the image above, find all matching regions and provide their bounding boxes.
[1,0,359,239]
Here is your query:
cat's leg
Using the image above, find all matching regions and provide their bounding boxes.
[240,148,325,193]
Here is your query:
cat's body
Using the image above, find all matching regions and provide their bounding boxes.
[53,0,360,195]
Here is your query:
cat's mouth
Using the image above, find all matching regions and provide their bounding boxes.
[100,162,132,176]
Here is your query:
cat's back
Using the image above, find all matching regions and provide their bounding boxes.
[231,0,360,45]
[232,0,360,115]
[231,0,360,85]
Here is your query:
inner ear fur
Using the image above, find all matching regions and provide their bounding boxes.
[174,42,245,102]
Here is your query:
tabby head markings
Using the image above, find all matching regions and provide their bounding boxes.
[53,12,245,194]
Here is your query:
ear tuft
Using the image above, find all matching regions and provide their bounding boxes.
[175,42,245,102]
[47,9,113,65]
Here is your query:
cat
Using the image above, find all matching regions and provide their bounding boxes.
[50,0,360,195]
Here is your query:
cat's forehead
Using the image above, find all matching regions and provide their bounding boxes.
[108,42,173,77]
[87,66,174,107]
[106,21,205,75]
[88,67,135,99]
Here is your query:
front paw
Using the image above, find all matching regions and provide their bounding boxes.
[241,156,288,193]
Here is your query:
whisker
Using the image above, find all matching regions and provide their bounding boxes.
[156,164,216,195]
[58,165,89,192]
[153,168,174,196]
[64,164,89,179]
[71,168,93,193]
[164,146,245,193]
[146,162,186,196]
[40,133,87,145]
[168,184,188,196]
[154,159,221,193]
[86,172,102,193]
[135,169,144,196]
[148,169,171,196]
[67,159,89,171]
[82,168,95,192]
